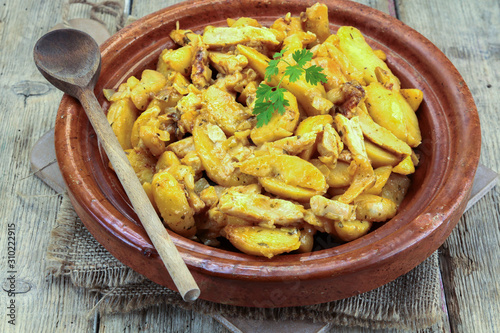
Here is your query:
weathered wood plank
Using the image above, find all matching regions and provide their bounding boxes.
[397,0,500,332]
[0,0,105,332]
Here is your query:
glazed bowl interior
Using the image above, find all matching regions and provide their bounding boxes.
[55,0,480,307]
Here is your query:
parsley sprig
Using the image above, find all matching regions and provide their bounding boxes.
[253,48,328,127]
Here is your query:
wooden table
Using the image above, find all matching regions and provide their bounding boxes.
[1,0,498,332]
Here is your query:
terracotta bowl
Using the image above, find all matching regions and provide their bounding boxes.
[54,0,480,307]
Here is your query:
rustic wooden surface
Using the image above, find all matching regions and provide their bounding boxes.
[0,0,498,332]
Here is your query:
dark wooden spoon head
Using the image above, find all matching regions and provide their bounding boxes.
[33,29,101,99]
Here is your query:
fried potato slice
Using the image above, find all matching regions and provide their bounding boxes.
[223,225,301,258]
[218,189,305,226]
[356,103,413,157]
[106,98,138,150]
[302,2,330,43]
[237,44,332,116]
[365,82,421,147]
[239,154,327,192]
[334,220,372,242]
[337,26,399,86]
[152,170,196,237]
[130,70,167,110]
[259,177,323,201]
[124,148,156,184]
[250,91,300,145]
[354,194,397,222]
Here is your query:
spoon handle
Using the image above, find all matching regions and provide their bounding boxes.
[79,88,200,302]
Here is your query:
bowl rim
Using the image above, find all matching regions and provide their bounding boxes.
[55,0,481,285]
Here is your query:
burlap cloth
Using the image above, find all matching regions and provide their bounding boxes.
[46,194,443,330]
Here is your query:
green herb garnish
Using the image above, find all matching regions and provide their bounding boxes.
[253,48,328,127]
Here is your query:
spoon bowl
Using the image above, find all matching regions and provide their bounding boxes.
[34,29,101,98]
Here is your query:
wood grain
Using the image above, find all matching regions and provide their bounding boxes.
[398,1,500,332]
[0,0,98,332]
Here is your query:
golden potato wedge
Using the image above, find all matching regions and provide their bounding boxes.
[106,98,138,150]
[152,171,196,237]
[337,26,398,86]
[334,220,372,242]
[365,82,422,147]
[259,177,323,201]
[364,140,401,168]
[239,154,327,192]
[400,88,424,111]
[124,148,156,184]
[130,69,168,110]
[354,194,397,222]
[364,165,393,195]
[303,2,330,43]
[250,91,300,145]
[223,225,301,258]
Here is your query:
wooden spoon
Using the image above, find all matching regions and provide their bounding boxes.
[33,29,200,302]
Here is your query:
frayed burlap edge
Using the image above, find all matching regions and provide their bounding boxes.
[46,193,443,331]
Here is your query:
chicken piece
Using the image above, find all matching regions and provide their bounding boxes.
[193,117,256,187]
[334,114,367,159]
[166,136,196,158]
[317,123,343,168]
[176,92,202,134]
[191,43,212,89]
[337,155,376,204]
[202,26,280,48]
[334,81,366,118]
[310,195,356,221]
[201,86,254,136]
[208,51,248,75]
[218,189,305,226]
[295,114,334,160]
[257,132,317,156]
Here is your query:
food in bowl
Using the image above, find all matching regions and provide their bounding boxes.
[104,2,423,258]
